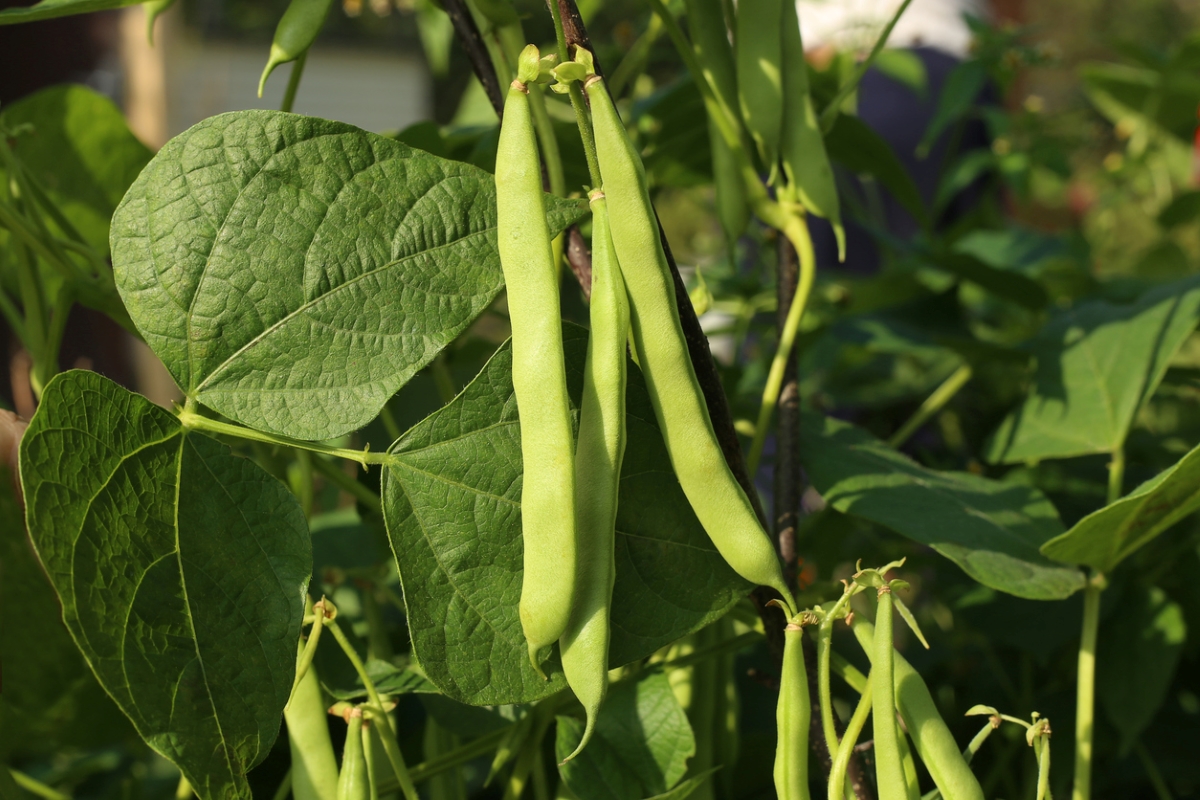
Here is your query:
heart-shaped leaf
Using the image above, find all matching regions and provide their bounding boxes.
[111,110,585,441]
[19,370,311,800]
[555,671,695,800]
[800,411,1084,600]
[1041,438,1200,572]
[381,324,750,705]
[986,275,1200,464]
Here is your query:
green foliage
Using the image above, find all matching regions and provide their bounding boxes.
[800,411,1085,600]
[111,110,584,441]
[555,672,695,800]
[19,370,312,800]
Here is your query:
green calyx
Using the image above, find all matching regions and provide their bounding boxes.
[516,44,556,87]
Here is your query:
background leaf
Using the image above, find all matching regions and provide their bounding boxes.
[800,411,1085,600]
[111,110,584,441]
[382,325,750,705]
[986,275,1200,464]
[19,371,312,800]
[554,672,695,800]
[0,0,142,25]
[1041,439,1200,571]
[824,113,928,226]
[1097,586,1186,756]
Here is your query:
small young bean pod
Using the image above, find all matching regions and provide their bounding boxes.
[285,641,340,800]
[773,618,811,800]
[872,588,908,800]
[735,0,784,169]
[779,0,844,258]
[582,69,796,615]
[851,618,985,800]
[337,711,369,800]
[558,189,629,762]
[258,0,336,96]
[498,44,578,676]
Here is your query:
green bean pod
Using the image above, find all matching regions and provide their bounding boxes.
[851,618,985,800]
[558,189,629,762]
[583,73,795,613]
[779,0,844,258]
[258,0,336,96]
[735,0,784,169]
[285,642,340,800]
[897,719,921,800]
[499,45,578,675]
[337,712,368,800]
[773,621,811,800]
[873,589,911,800]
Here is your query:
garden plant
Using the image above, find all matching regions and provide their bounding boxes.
[2,0,1200,798]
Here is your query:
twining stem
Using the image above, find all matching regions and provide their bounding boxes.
[888,364,973,449]
[1072,574,1104,800]
[281,51,308,113]
[828,675,873,800]
[327,620,420,800]
[746,217,816,476]
[817,0,916,132]
[1135,743,1174,800]
[177,410,391,467]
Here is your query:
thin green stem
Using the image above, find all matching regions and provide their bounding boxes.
[175,775,193,800]
[294,449,315,518]
[659,630,761,671]
[9,770,69,800]
[545,0,602,189]
[530,749,549,800]
[431,353,456,404]
[1036,734,1052,800]
[888,364,972,448]
[827,675,872,800]
[829,650,869,694]
[1135,742,1173,800]
[817,0,916,132]
[379,404,402,441]
[746,215,816,476]
[310,456,383,513]
[1072,575,1104,800]
[0,289,27,342]
[609,12,663,98]
[1107,447,1125,505]
[0,201,89,285]
[327,620,420,800]
[289,600,326,700]
[405,728,509,785]
[177,410,390,467]
[281,51,308,113]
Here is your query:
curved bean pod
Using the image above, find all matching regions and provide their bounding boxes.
[559,189,629,762]
[583,73,795,614]
[337,712,368,800]
[258,0,335,96]
[285,641,339,800]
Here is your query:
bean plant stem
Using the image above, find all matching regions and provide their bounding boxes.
[177,410,391,467]
[1107,446,1125,505]
[546,0,602,189]
[1072,574,1103,800]
[817,0,916,132]
[1135,743,1174,800]
[326,620,420,800]
[746,217,816,476]
[309,455,383,513]
[828,676,873,800]
[8,769,69,800]
[406,728,509,785]
[887,364,972,449]
[280,51,307,113]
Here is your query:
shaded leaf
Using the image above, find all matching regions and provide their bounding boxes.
[381,325,748,705]
[555,672,695,800]
[1157,189,1200,229]
[19,370,311,800]
[1041,439,1200,572]
[916,247,1049,310]
[111,110,585,441]
[918,59,988,154]
[324,659,436,701]
[1097,586,1186,756]
[641,768,720,800]
[800,411,1085,600]
[825,113,927,226]
[986,275,1200,464]
[0,469,132,759]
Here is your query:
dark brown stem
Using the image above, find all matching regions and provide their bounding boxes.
[566,227,592,299]
[774,235,800,583]
[442,0,505,116]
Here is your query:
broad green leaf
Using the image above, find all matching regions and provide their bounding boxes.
[0,0,142,24]
[111,110,585,441]
[918,60,988,155]
[555,672,695,800]
[1041,439,1200,572]
[1,85,152,255]
[324,659,437,701]
[1097,586,1186,755]
[19,370,311,800]
[986,275,1200,464]
[825,113,927,226]
[381,325,749,705]
[0,469,132,759]
[800,411,1084,600]
[916,247,1049,310]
